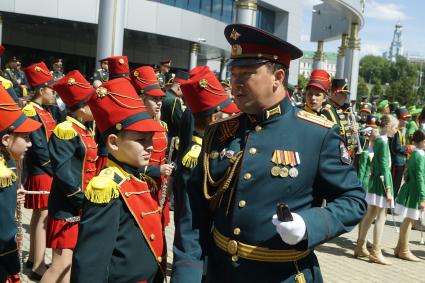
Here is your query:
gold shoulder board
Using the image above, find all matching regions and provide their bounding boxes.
[84,168,120,204]
[182,144,202,168]
[53,121,78,140]
[0,157,16,189]
[297,110,335,128]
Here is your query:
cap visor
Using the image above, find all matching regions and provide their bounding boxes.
[227,58,269,67]
[125,118,165,133]
[307,83,327,94]
[14,118,42,133]
[146,88,166,97]
[221,102,240,114]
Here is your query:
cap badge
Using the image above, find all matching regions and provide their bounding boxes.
[133,70,139,77]
[96,87,108,98]
[118,58,125,64]
[230,29,241,41]
[231,44,243,56]
[115,123,123,130]
[199,79,208,88]
[68,78,76,85]
[34,66,41,71]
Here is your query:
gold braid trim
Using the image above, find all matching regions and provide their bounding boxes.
[202,124,244,211]
[139,173,158,192]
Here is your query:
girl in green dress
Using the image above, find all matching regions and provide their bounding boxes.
[358,129,379,190]
[394,130,425,261]
[355,114,399,265]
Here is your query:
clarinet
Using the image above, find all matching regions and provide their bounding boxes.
[159,137,176,209]
[15,159,23,275]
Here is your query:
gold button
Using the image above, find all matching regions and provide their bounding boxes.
[243,173,252,180]
[255,125,262,132]
[231,255,239,262]
[249,147,257,154]
[150,234,155,241]
[157,256,162,262]
[233,228,241,235]
[238,200,246,208]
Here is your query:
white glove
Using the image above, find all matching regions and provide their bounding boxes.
[272,213,306,245]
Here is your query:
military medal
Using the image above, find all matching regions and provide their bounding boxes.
[271,166,281,177]
[279,167,289,178]
[289,167,298,178]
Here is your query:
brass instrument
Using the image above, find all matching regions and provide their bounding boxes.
[346,106,362,154]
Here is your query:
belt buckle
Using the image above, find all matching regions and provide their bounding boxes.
[227,240,238,255]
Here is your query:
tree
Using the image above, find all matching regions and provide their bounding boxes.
[297,74,308,90]
[371,82,384,97]
[357,77,369,100]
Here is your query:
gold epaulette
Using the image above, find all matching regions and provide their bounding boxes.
[22,103,37,117]
[0,77,13,90]
[297,110,335,128]
[160,120,168,131]
[182,143,202,168]
[53,121,78,140]
[84,168,120,204]
[209,112,242,126]
[0,157,17,189]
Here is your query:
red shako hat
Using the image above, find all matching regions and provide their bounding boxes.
[23,62,55,90]
[130,66,165,97]
[104,56,130,79]
[307,69,331,94]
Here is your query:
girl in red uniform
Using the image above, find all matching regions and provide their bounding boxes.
[22,62,57,279]
[41,71,98,283]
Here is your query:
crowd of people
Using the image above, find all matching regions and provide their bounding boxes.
[0,23,421,283]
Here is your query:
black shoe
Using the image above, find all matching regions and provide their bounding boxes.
[25,260,34,269]
[29,271,43,281]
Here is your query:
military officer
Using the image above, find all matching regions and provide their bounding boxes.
[51,59,64,80]
[157,60,172,89]
[4,56,28,98]
[71,77,166,283]
[303,69,331,116]
[161,70,187,143]
[171,24,366,283]
[0,47,22,106]
[92,58,109,88]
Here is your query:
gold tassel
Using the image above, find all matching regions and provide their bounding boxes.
[0,77,13,90]
[182,145,202,168]
[53,121,78,140]
[22,103,36,117]
[0,157,17,189]
[139,173,158,192]
[84,175,119,204]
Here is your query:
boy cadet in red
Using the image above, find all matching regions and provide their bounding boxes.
[71,78,167,283]
[304,69,331,116]
[40,71,98,283]
[130,66,174,226]
[94,55,130,175]
[0,86,41,283]
[21,62,57,279]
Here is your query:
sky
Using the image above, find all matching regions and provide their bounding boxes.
[299,0,425,57]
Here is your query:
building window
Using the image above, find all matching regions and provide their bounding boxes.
[188,0,201,12]
[256,6,275,33]
[222,0,233,23]
[175,0,188,8]
[200,0,212,15]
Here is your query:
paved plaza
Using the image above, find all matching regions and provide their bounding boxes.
[19,208,425,283]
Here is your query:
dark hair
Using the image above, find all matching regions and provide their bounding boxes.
[419,107,425,123]
[412,130,425,144]
[265,62,289,88]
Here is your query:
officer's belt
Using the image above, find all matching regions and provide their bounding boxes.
[213,229,310,262]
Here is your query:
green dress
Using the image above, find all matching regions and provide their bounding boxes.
[395,149,425,220]
[358,148,373,190]
[406,120,418,139]
[366,135,393,208]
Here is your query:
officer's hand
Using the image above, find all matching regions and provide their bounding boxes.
[420,201,425,211]
[272,213,306,245]
[160,164,174,176]
[17,186,25,205]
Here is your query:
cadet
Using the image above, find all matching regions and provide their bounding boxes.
[161,70,187,142]
[406,105,421,141]
[0,46,22,106]
[40,70,98,283]
[303,69,331,116]
[92,58,109,88]
[389,107,412,198]
[389,102,399,116]
[394,129,425,261]
[71,77,166,283]
[130,65,174,225]
[377,99,390,119]
[0,86,41,283]
[22,62,58,280]
[171,24,366,283]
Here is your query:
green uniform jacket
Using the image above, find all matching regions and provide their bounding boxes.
[161,90,183,139]
[171,97,366,283]
[368,136,393,196]
[0,159,20,281]
[396,149,425,209]
[406,120,418,139]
